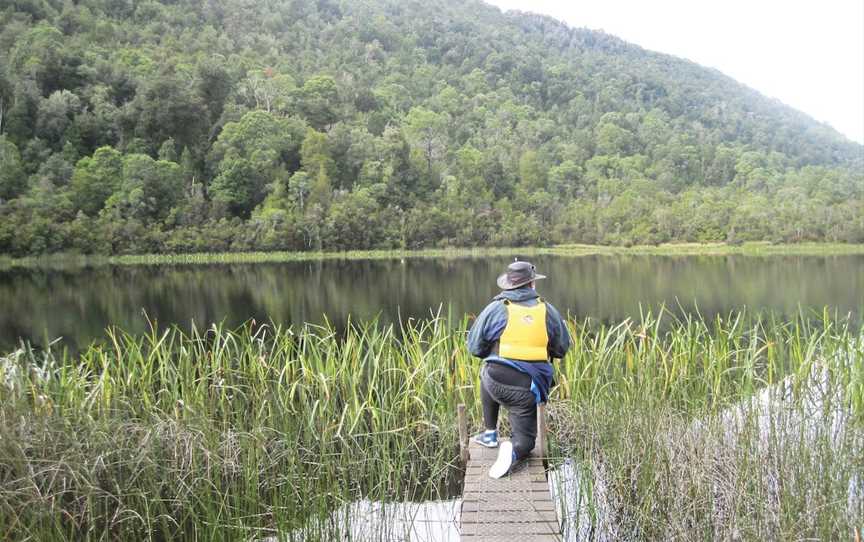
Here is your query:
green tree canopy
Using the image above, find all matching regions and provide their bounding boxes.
[296,75,339,129]
[0,0,860,256]
[0,137,26,201]
[69,145,122,216]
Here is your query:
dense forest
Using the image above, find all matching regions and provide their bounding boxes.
[0,0,862,256]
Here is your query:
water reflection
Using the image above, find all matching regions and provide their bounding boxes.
[280,499,461,542]
[1,254,862,351]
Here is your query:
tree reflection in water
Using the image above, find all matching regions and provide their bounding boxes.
[1,253,861,352]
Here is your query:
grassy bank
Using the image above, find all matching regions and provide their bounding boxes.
[1,242,863,269]
[1,312,861,540]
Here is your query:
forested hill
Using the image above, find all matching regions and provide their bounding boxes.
[0,0,862,256]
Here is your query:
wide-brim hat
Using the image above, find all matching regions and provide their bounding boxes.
[496,260,546,290]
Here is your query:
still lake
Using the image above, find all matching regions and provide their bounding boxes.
[2,253,862,352]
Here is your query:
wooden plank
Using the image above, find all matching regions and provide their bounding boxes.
[458,404,469,463]
[462,497,555,510]
[461,501,556,513]
[464,488,550,498]
[460,510,559,523]
[461,535,562,542]
[463,484,549,494]
[464,477,549,488]
[462,492,555,503]
[465,463,545,471]
[465,470,547,482]
[465,466,546,478]
[467,444,546,461]
[537,402,547,460]
[468,440,543,461]
[468,445,499,461]
[460,521,559,535]
[467,462,545,472]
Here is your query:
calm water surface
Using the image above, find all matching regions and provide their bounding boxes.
[2,254,862,352]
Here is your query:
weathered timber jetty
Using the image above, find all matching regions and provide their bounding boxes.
[457,403,563,541]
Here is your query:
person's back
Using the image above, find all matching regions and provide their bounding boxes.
[467,261,571,478]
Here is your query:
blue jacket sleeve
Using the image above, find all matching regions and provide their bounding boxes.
[545,302,571,359]
[467,301,506,359]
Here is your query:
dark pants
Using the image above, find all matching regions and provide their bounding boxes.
[480,362,537,460]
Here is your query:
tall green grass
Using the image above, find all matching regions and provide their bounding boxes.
[0,318,470,541]
[549,309,863,540]
[0,311,861,540]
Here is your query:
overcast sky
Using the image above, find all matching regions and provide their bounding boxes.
[485,0,864,144]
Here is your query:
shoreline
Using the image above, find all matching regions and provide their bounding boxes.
[1,242,863,269]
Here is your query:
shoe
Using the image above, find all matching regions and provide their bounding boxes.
[488,441,514,479]
[472,430,498,448]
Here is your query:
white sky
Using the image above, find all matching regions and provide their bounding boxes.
[484,0,864,144]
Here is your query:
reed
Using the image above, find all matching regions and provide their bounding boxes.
[0,310,860,540]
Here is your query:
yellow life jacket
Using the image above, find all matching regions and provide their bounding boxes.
[498,299,549,361]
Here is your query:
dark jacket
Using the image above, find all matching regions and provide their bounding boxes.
[466,286,571,402]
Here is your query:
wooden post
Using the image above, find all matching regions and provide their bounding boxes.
[457,403,469,463]
[537,402,547,462]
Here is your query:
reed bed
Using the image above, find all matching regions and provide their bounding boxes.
[549,309,863,540]
[0,311,861,541]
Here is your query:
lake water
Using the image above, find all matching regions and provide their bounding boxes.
[1,253,862,352]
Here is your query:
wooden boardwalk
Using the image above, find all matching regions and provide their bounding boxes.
[458,405,562,541]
